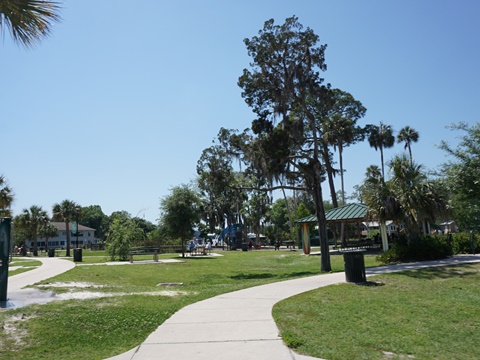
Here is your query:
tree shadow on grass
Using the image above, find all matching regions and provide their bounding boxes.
[184,256,218,260]
[230,271,317,281]
[359,281,385,287]
[230,273,276,280]
[390,263,478,280]
[278,271,318,279]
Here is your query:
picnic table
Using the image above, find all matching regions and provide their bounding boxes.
[128,247,160,263]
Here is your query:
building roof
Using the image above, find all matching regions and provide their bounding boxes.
[440,221,456,226]
[362,221,394,227]
[52,222,96,231]
[294,203,368,224]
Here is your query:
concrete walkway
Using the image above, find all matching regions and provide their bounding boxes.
[106,254,480,360]
[2,257,75,309]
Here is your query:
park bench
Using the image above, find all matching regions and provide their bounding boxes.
[128,247,160,263]
[282,240,295,249]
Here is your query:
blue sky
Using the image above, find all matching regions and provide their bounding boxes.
[2,0,479,223]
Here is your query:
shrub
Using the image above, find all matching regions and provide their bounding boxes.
[452,232,477,254]
[106,219,144,261]
[377,234,452,264]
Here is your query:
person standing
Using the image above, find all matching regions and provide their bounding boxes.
[206,240,212,254]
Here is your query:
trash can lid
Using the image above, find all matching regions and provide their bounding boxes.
[339,249,367,254]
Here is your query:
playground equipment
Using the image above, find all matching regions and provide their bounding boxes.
[218,224,243,250]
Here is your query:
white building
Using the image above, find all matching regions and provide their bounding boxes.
[439,221,458,234]
[26,222,97,249]
[361,221,403,236]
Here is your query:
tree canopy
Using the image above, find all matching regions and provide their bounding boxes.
[397,126,419,165]
[196,134,236,233]
[16,205,48,256]
[80,205,109,240]
[367,122,395,181]
[363,155,448,243]
[159,184,201,257]
[439,122,480,230]
[0,175,13,217]
[106,217,144,261]
[52,199,79,257]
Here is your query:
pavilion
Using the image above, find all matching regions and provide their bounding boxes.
[294,203,373,254]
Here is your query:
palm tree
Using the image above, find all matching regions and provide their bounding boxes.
[397,126,419,165]
[322,89,366,204]
[0,175,14,217]
[0,0,61,48]
[367,122,395,181]
[323,115,358,206]
[388,154,447,241]
[52,200,78,257]
[19,205,48,256]
[364,155,448,248]
[323,115,359,246]
[365,164,382,180]
[362,164,400,252]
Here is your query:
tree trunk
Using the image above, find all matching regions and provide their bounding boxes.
[280,179,296,243]
[33,231,38,256]
[181,236,185,258]
[321,143,338,208]
[321,143,342,248]
[380,220,389,252]
[339,145,347,247]
[380,146,385,181]
[66,221,71,257]
[312,160,331,272]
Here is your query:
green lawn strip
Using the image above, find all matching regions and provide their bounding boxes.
[273,263,480,360]
[2,296,181,360]
[8,258,42,276]
[0,251,380,359]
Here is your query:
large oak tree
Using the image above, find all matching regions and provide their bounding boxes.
[238,16,336,271]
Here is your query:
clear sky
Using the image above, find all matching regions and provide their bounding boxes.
[2,0,479,223]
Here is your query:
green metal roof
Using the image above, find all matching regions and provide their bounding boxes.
[294,203,368,224]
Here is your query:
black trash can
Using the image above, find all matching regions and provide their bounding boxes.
[48,248,55,257]
[242,243,248,251]
[73,248,82,262]
[341,250,366,283]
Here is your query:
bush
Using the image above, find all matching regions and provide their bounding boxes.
[106,219,144,261]
[376,238,406,264]
[377,234,452,264]
[452,232,477,254]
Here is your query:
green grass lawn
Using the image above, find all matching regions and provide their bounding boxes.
[273,262,480,360]
[4,250,476,360]
[3,249,357,360]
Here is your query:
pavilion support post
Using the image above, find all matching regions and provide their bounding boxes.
[380,220,389,252]
[302,223,310,255]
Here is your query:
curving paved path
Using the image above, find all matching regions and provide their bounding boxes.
[106,254,480,360]
[3,257,75,309]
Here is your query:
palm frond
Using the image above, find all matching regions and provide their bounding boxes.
[0,0,61,47]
